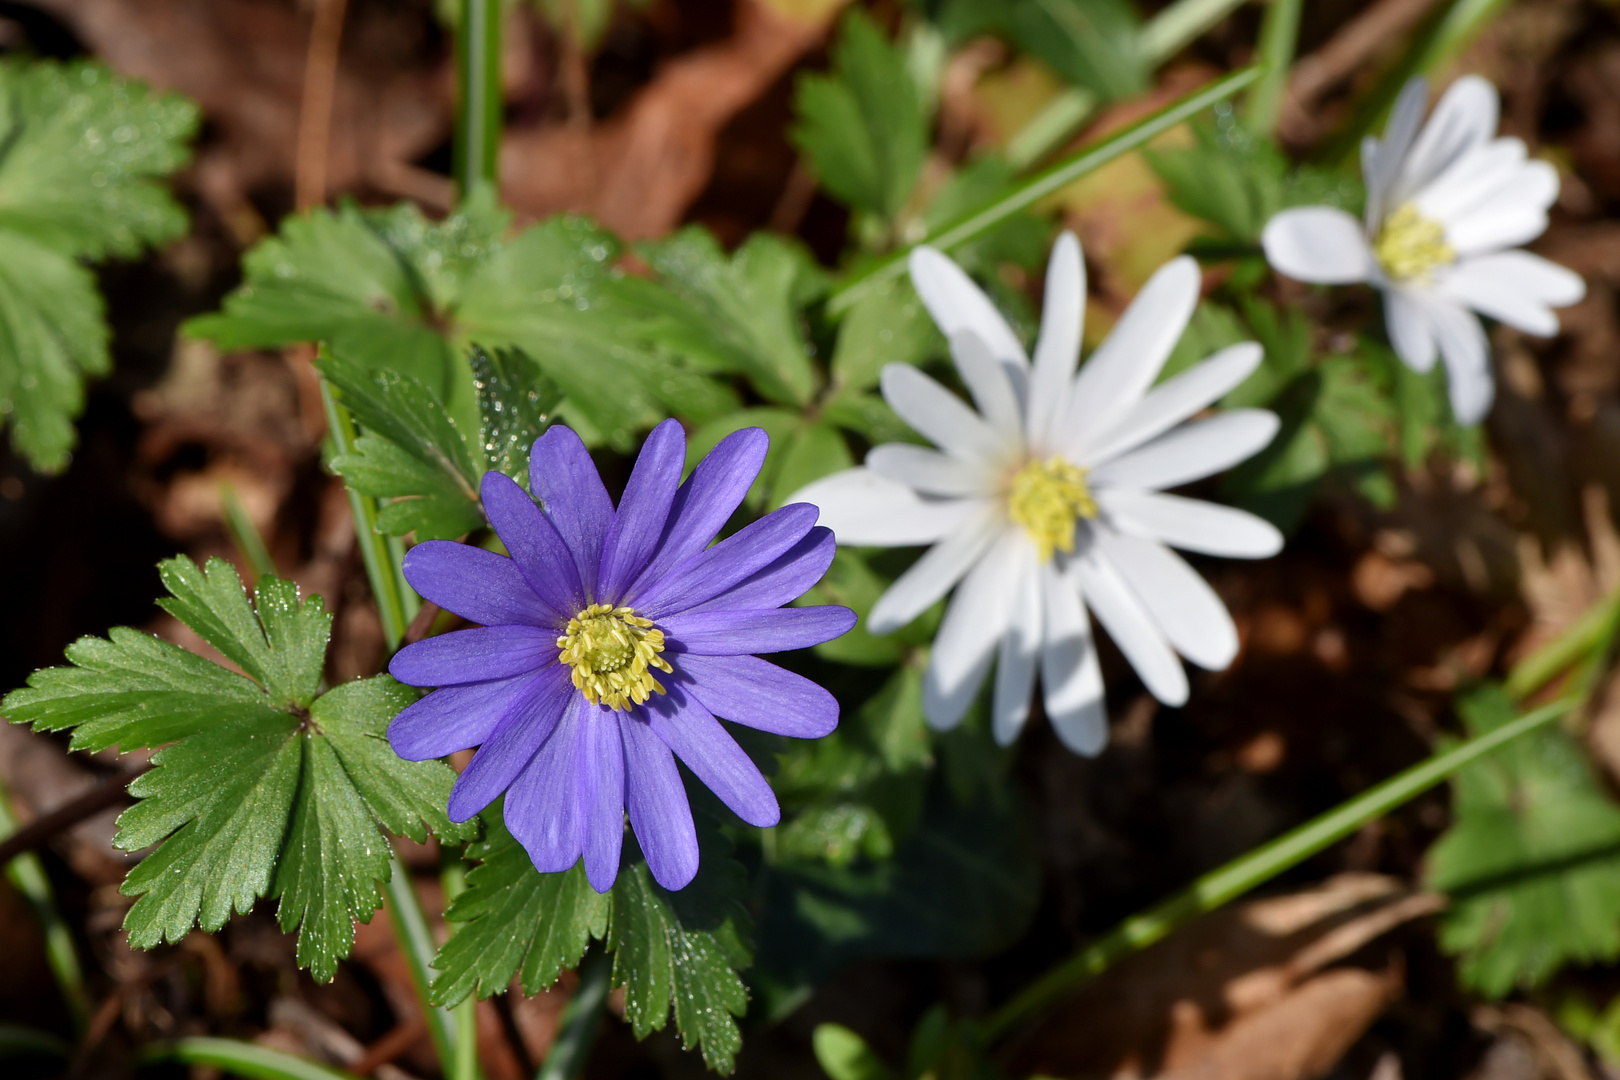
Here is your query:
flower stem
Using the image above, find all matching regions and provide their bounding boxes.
[454,0,502,196]
[1503,585,1620,702]
[1138,0,1252,66]
[382,856,465,1077]
[535,947,612,1080]
[441,857,482,1080]
[1245,0,1302,134]
[220,481,278,582]
[828,66,1261,313]
[320,377,409,650]
[141,1036,359,1080]
[0,782,90,1031]
[977,694,1579,1044]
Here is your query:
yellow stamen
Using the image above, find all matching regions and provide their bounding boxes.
[556,603,673,711]
[1008,456,1097,563]
[1373,202,1455,284]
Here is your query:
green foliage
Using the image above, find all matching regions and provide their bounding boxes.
[1147,118,1362,245]
[1427,686,1620,997]
[635,226,828,407]
[3,557,471,982]
[321,342,560,540]
[828,278,943,398]
[769,664,931,866]
[940,0,1147,100]
[433,802,755,1073]
[792,8,928,225]
[188,196,727,449]
[813,1024,895,1080]
[0,59,196,470]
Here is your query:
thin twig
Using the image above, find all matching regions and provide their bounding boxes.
[296,0,351,211]
[0,769,146,869]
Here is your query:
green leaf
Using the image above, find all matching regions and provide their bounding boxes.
[771,422,854,511]
[813,1024,896,1080]
[0,59,197,260]
[636,226,828,407]
[1146,119,1363,244]
[470,344,564,481]
[941,0,1147,100]
[1427,685,1620,997]
[829,278,942,398]
[608,826,752,1074]
[431,814,609,1006]
[791,8,927,223]
[185,201,457,399]
[4,556,470,982]
[800,549,907,668]
[0,233,109,470]
[0,60,195,471]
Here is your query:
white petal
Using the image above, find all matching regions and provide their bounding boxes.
[1445,161,1559,255]
[908,245,1028,370]
[790,467,981,546]
[1413,138,1526,223]
[1365,76,1429,225]
[1097,488,1283,558]
[866,444,998,497]
[992,539,1042,746]
[880,363,1007,464]
[1089,410,1280,492]
[1079,342,1263,466]
[1438,251,1586,336]
[868,503,1002,633]
[923,528,1022,731]
[950,330,1023,449]
[1040,560,1107,756]
[1073,545,1187,706]
[1425,297,1494,423]
[1027,231,1085,453]
[1384,288,1437,373]
[1091,527,1238,671]
[1393,74,1498,206]
[1058,256,1202,455]
[1262,208,1374,285]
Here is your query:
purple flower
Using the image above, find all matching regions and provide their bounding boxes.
[387,420,855,892]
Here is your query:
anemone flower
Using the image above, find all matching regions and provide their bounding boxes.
[1262,75,1584,424]
[387,421,854,892]
[791,234,1281,756]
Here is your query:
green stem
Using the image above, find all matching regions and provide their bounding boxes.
[455,0,502,195]
[1504,586,1620,702]
[829,66,1260,314]
[221,482,278,582]
[0,782,90,1031]
[1245,0,1302,134]
[320,378,409,650]
[383,856,464,1076]
[142,1037,360,1080]
[1139,0,1251,66]
[535,948,612,1080]
[977,695,1578,1043]
[442,858,481,1080]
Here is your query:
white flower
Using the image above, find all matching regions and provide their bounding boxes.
[1261,75,1585,424]
[790,235,1283,756]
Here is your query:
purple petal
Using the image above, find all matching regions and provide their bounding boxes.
[677,653,839,738]
[597,419,685,603]
[634,503,819,619]
[529,426,613,594]
[618,712,699,891]
[579,700,627,892]
[645,688,778,827]
[482,472,586,616]
[388,672,536,759]
[388,626,556,687]
[684,527,835,613]
[505,704,584,874]
[403,541,558,628]
[662,606,856,656]
[447,665,572,821]
[625,428,769,599]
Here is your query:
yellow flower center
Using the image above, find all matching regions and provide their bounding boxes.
[556,604,673,712]
[1373,202,1455,284]
[1008,456,1097,563]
